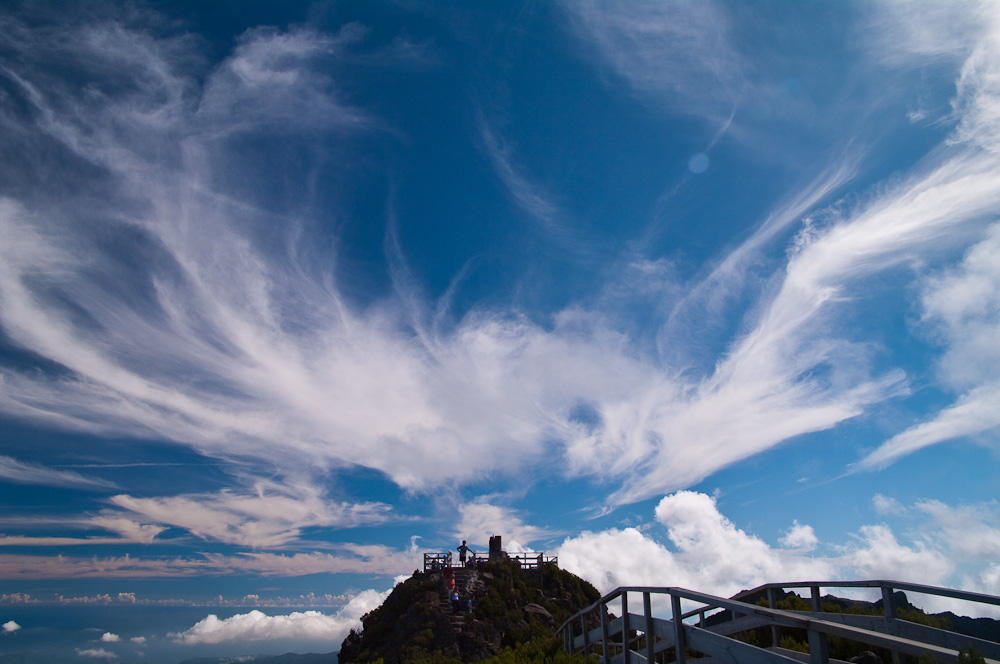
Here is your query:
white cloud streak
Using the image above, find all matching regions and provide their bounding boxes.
[76,648,117,660]
[0,514,165,547]
[859,224,1000,469]
[0,455,116,490]
[0,543,420,580]
[559,0,744,122]
[477,115,575,246]
[0,535,153,547]
[109,482,389,548]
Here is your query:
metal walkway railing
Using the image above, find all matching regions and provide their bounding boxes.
[557,580,1000,664]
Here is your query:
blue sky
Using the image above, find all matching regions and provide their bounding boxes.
[2,0,1000,660]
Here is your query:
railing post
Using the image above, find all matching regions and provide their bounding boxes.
[582,612,590,656]
[881,584,896,622]
[811,585,821,613]
[601,603,611,664]
[671,594,687,664]
[808,627,830,664]
[881,585,900,664]
[622,591,631,664]
[767,587,780,648]
[644,592,655,664]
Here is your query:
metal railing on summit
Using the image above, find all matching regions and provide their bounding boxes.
[422,552,452,572]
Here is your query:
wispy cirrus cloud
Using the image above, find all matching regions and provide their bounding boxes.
[585,0,1000,503]
[858,223,1000,469]
[0,455,116,490]
[477,115,571,243]
[109,482,390,548]
[202,545,421,577]
[558,0,744,122]
[847,0,1000,469]
[195,24,369,139]
[0,0,998,521]
[0,542,420,580]
[657,154,862,371]
[0,514,166,546]
[575,144,1000,502]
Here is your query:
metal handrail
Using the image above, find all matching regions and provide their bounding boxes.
[425,550,557,570]
[557,580,1000,664]
[422,551,452,571]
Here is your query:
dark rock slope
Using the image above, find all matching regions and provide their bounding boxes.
[337,560,601,664]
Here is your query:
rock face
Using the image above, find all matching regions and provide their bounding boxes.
[337,560,601,664]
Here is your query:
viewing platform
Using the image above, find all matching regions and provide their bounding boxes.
[423,534,557,572]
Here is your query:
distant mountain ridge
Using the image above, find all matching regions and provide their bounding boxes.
[734,587,1000,642]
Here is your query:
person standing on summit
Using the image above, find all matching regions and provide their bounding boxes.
[457,540,470,566]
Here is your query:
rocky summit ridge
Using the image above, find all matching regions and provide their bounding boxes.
[337,559,601,664]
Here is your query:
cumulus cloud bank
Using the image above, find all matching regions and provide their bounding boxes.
[172,589,389,645]
[558,492,833,598]
[557,491,1000,616]
[452,500,553,552]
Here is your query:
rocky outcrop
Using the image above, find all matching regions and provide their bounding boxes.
[338,560,601,664]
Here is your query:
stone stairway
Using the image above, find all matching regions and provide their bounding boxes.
[441,567,477,634]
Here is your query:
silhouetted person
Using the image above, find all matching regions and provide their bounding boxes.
[457,540,470,565]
